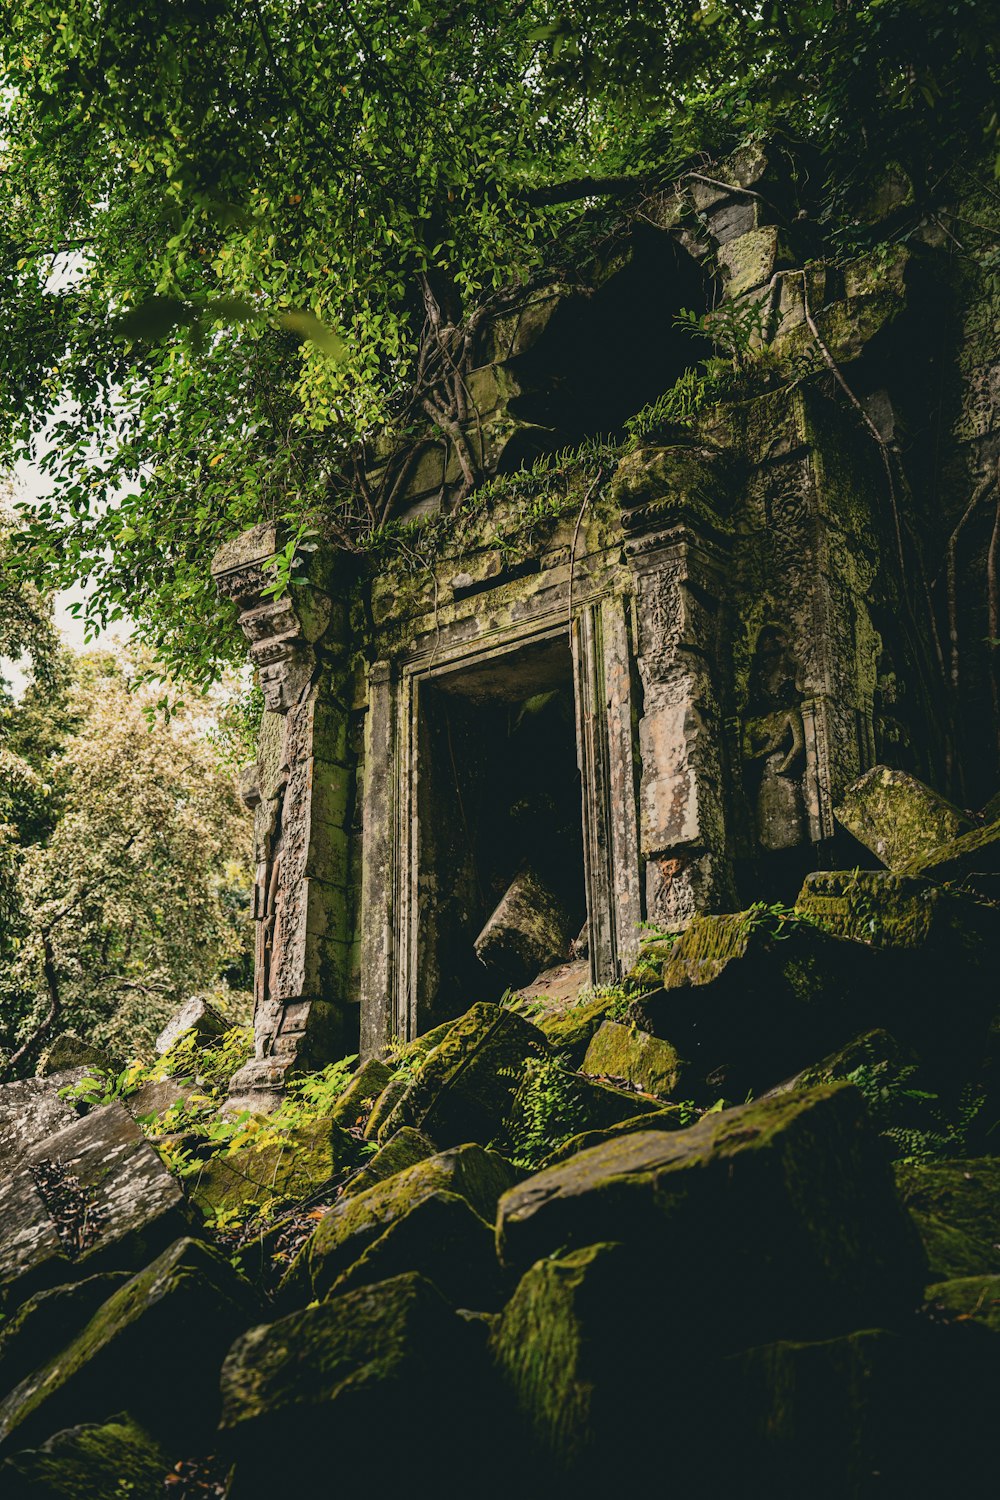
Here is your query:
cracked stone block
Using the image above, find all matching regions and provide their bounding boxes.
[0,1073,83,1180]
[154,996,228,1055]
[0,1103,189,1307]
[834,765,973,870]
[473,868,573,987]
[0,1272,131,1394]
[0,1237,257,1454]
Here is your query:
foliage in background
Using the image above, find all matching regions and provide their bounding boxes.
[1,1,998,682]
[0,639,254,1075]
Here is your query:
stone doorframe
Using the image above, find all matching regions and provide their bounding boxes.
[359,591,643,1056]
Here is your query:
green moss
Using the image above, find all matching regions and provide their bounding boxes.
[894,1157,1000,1280]
[535,992,619,1062]
[538,1107,689,1169]
[186,1115,362,1221]
[340,1126,435,1200]
[329,1058,393,1130]
[286,1143,516,1300]
[2,1416,169,1499]
[795,870,936,949]
[582,1021,681,1097]
[924,1274,1000,1333]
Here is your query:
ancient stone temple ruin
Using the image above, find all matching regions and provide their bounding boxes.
[213,144,999,1108]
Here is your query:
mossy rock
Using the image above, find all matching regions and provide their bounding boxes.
[329,1058,393,1130]
[538,1107,688,1169]
[329,1190,503,1309]
[894,1157,1000,1280]
[186,1115,362,1220]
[0,1273,131,1396]
[775,1028,912,1095]
[1,1415,169,1500]
[377,1002,551,1148]
[581,1020,681,1096]
[534,992,621,1065]
[0,1237,257,1455]
[834,765,972,870]
[361,1073,410,1140]
[901,816,1000,885]
[716,1322,993,1496]
[220,1273,492,1492]
[285,1143,517,1302]
[924,1273,1000,1334]
[497,1084,925,1348]
[36,1036,115,1080]
[491,1241,674,1483]
[339,1126,435,1200]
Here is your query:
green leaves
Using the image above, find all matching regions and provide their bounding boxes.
[274,309,346,359]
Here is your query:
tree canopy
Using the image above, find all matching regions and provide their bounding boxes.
[2,1,998,682]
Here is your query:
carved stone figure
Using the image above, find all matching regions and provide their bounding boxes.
[744,628,807,852]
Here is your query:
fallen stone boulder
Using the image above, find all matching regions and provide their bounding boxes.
[924,1273,1000,1334]
[473,868,572,986]
[0,1415,169,1500]
[0,1237,257,1454]
[36,1036,115,1080]
[894,1157,1000,1280]
[285,1143,516,1302]
[339,1126,435,1200]
[715,1322,994,1497]
[0,1074,82,1179]
[497,1084,925,1347]
[185,1115,362,1221]
[329,1190,502,1308]
[155,996,228,1056]
[625,911,876,1099]
[328,1057,393,1130]
[491,1241,675,1483]
[361,1073,410,1141]
[0,1272,130,1395]
[582,1019,681,1095]
[533,990,621,1065]
[834,764,972,869]
[765,1028,913,1097]
[376,1002,551,1147]
[220,1273,492,1495]
[10,1103,188,1297]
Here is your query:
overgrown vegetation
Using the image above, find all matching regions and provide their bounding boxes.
[2,1,997,682]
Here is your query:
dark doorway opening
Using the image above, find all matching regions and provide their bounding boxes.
[416,636,586,1029]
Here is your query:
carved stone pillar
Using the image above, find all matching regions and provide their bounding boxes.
[212,526,354,1110]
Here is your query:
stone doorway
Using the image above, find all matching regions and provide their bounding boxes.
[415,634,586,1030]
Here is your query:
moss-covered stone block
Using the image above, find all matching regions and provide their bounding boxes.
[491,1242,670,1481]
[329,1189,502,1309]
[894,1157,1000,1280]
[1,1416,169,1500]
[497,1084,925,1346]
[538,1107,687,1169]
[187,1115,362,1220]
[716,225,782,296]
[328,1057,393,1130]
[900,816,1000,884]
[286,1143,516,1301]
[220,1273,492,1492]
[0,1273,131,1397]
[924,1273,1000,1334]
[796,869,937,948]
[339,1126,435,1200]
[361,1073,409,1140]
[0,1238,257,1454]
[534,992,620,1064]
[777,1028,912,1095]
[716,1321,993,1496]
[582,1020,681,1096]
[377,1002,551,1148]
[834,765,972,869]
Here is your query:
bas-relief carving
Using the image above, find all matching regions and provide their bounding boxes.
[742,626,808,853]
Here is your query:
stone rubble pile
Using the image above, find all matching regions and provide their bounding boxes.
[0,781,999,1497]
